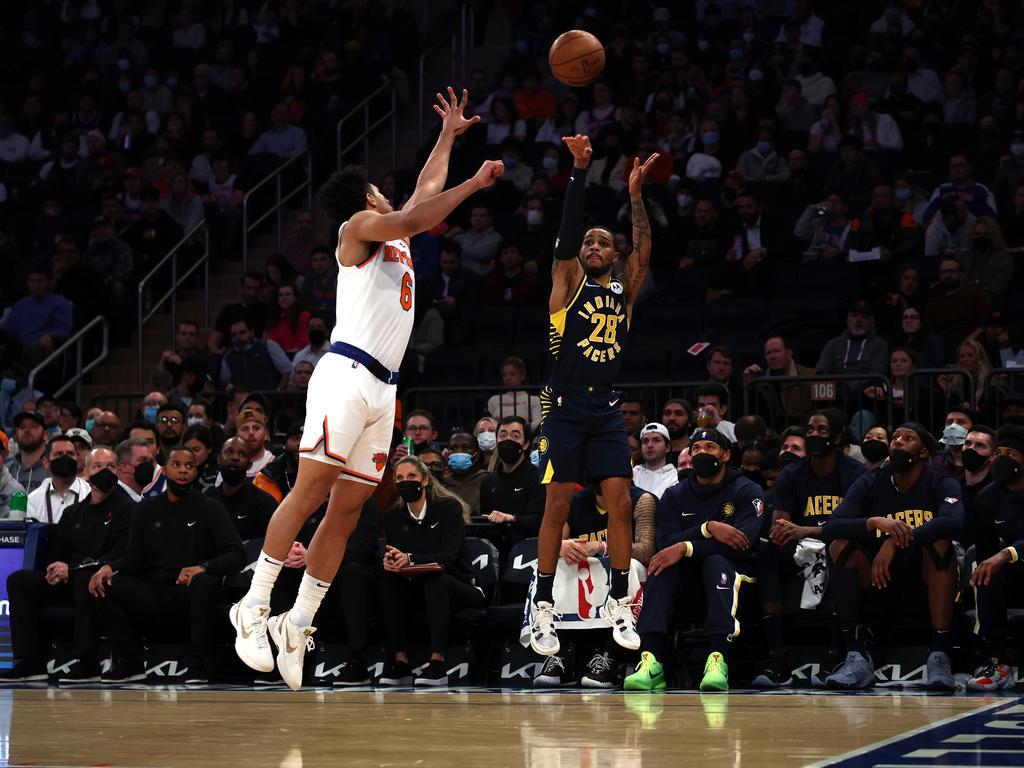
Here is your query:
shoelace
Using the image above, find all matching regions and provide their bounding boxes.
[245,606,271,648]
[588,654,612,674]
[977,663,998,680]
[706,655,725,674]
[543,655,565,674]
[607,600,637,628]
[532,604,562,635]
[301,627,317,652]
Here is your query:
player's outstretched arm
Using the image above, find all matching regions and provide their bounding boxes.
[549,134,589,312]
[622,154,659,310]
[346,160,504,245]
[406,87,480,209]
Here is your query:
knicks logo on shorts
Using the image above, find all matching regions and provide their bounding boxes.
[539,437,550,455]
[372,452,388,472]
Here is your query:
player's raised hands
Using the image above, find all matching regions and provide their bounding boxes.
[628,153,660,198]
[562,134,593,168]
[434,87,480,136]
[473,159,504,189]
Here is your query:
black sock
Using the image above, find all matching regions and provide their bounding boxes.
[762,613,785,657]
[932,628,953,655]
[709,637,729,661]
[534,571,555,605]
[610,568,630,600]
[640,633,667,661]
[829,567,862,651]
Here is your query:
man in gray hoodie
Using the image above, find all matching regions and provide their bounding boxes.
[815,302,889,388]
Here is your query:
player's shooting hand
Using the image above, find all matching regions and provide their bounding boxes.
[628,153,660,198]
[89,565,114,598]
[473,160,504,189]
[560,538,589,565]
[869,516,913,548]
[871,539,897,589]
[648,542,686,576]
[971,551,1011,586]
[561,135,593,169]
[435,87,480,136]
[708,521,749,551]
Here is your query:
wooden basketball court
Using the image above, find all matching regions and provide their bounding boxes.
[1,686,1019,767]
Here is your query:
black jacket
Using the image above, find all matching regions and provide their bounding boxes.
[49,487,134,569]
[479,460,544,537]
[383,496,474,582]
[110,489,245,582]
[204,481,277,541]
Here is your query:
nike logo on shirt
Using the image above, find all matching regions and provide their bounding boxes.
[187,521,197,527]
[103,520,111,526]
[514,487,524,492]
[715,585,731,591]
[237,515,247,519]
[430,522,440,529]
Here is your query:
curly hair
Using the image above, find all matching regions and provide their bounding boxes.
[316,166,371,223]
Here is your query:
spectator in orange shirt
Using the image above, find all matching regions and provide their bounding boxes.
[513,72,556,122]
[264,283,310,355]
[624,130,674,187]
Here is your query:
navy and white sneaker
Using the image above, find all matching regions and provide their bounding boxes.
[533,655,573,688]
[529,602,561,656]
[926,651,955,691]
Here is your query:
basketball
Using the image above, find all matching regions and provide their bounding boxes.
[548,30,605,87]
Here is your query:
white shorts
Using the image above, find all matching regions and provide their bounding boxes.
[298,353,397,486]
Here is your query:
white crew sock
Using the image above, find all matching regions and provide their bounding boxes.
[289,572,330,628]
[243,551,284,608]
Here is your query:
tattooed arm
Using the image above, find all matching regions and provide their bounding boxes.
[622,154,659,311]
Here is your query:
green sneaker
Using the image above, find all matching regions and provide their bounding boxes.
[699,652,729,692]
[624,651,666,691]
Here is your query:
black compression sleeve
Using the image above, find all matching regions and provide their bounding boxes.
[553,169,587,261]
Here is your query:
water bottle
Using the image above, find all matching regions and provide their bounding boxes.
[8,491,27,521]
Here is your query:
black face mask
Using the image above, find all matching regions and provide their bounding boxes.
[861,439,890,464]
[992,455,1023,486]
[396,480,424,503]
[888,448,916,473]
[805,435,834,457]
[221,465,247,486]
[778,450,801,468]
[743,469,765,487]
[308,329,327,348]
[691,452,721,479]
[89,467,119,493]
[497,440,523,464]
[134,461,155,486]
[166,478,193,498]
[678,468,694,482]
[49,454,79,479]
[961,448,990,473]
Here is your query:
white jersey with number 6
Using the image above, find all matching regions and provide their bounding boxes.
[330,221,415,372]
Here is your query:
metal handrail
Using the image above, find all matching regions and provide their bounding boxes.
[136,220,211,389]
[983,367,1024,427]
[241,150,313,271]
[335,80,397,173]
[418,31,458,145]
[27,315,109,403]
[744,372,894,430]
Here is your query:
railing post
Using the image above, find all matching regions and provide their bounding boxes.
[75,335,83,404]
[137,282,144,390]
[241,198,249,271]
[170,252,178,350]
[276,173,283,252]
[203,224,210,329]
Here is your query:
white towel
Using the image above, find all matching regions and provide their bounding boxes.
[794,538,828,609]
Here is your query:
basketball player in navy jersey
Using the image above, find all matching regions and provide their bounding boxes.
[528,134,658,656]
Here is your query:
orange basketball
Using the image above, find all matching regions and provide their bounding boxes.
[548,30,605,87]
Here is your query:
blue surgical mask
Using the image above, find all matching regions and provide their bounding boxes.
[85,418,95,433]
[541,156,559,173]
[530,449,540,467]
[0,377,15,395]
[143,405,159,423]
[894,187,912,202]
[749,68,764,82]
[447,452,474,472]
[756,141,772,154]
[143,75,158,88]
[677,193,694,208]
[1012,142,1024,158]
[729,49,743,62]
[702,131,719,146]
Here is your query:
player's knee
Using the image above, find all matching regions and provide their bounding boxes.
[828,539,849,564]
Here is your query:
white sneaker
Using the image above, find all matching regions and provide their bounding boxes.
[229,601,274,672]
[268,612,316,691]
[602,595,641,651]
[529,601,561,656]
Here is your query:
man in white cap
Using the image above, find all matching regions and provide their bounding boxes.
[633,423,678,499]
[65,427,94,477]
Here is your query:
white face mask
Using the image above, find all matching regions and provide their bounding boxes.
[526,209,543,226]
[541,156,559,173]
[476,430,497,452]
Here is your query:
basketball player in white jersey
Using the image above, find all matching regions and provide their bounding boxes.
[231,88,503,689]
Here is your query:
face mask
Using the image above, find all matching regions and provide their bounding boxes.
[861,439,890,464]
[117,58,132,72]
[691,452,721,479]
[656,42,670,55]
[166,76,179,89]
[992,455,1023,486]
[677,193,694,208]
[497,439,523,464]
[89,467,119,493]
[187,416,205,427]
[447,452,474,473]
[144,75,158,88]
[118,80,131,93]
[221,465,247,486]
[1,377,15,394]
[743,469,765,487]
[702,131,719,146]
[941,423,969,446]
[539,155,559,174]
[961,448,989,473]
[1012,143,1024,158]
[476,430,497,452]
[729,49,743,62]
[756,141,772,155]
[894,187,912,201]
[134,461,155,486]
[743,31,756,43]
[49,455,78,479]
[308,329,327,348]
[888,448,916,473]
[526,208,543,227]
[85,418,96,433]
[143,405,159,423]
[973,236,992,252]
[698,39,710,52]
[805,435,834,457]
[527,449,540,468]
[396,479,424,502]
[778,450,801,468]
[166,478,193,497]
[749,68,764,82]
[502,155,517,169]
[678,468,694,482]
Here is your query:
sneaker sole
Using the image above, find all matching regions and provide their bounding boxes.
[59,676,100,684]
[611,632,641,651]
[379,677,414,686]
[623,677,666,691]
[101,674,147,683]
[699,680,728,692]
[926,678,956,692]
[580,677,616,689]
[529,636,561,656]
[15,674,50,682]
[332,679,371,687]
[230,603,275,673]
[751,674,792,688]
[533,677,573,688]
[268,616,305,691]
[414,677,449,687]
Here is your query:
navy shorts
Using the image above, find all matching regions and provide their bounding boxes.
[537,388,632,485]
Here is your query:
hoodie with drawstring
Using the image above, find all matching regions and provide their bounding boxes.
[815,329,889,377]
